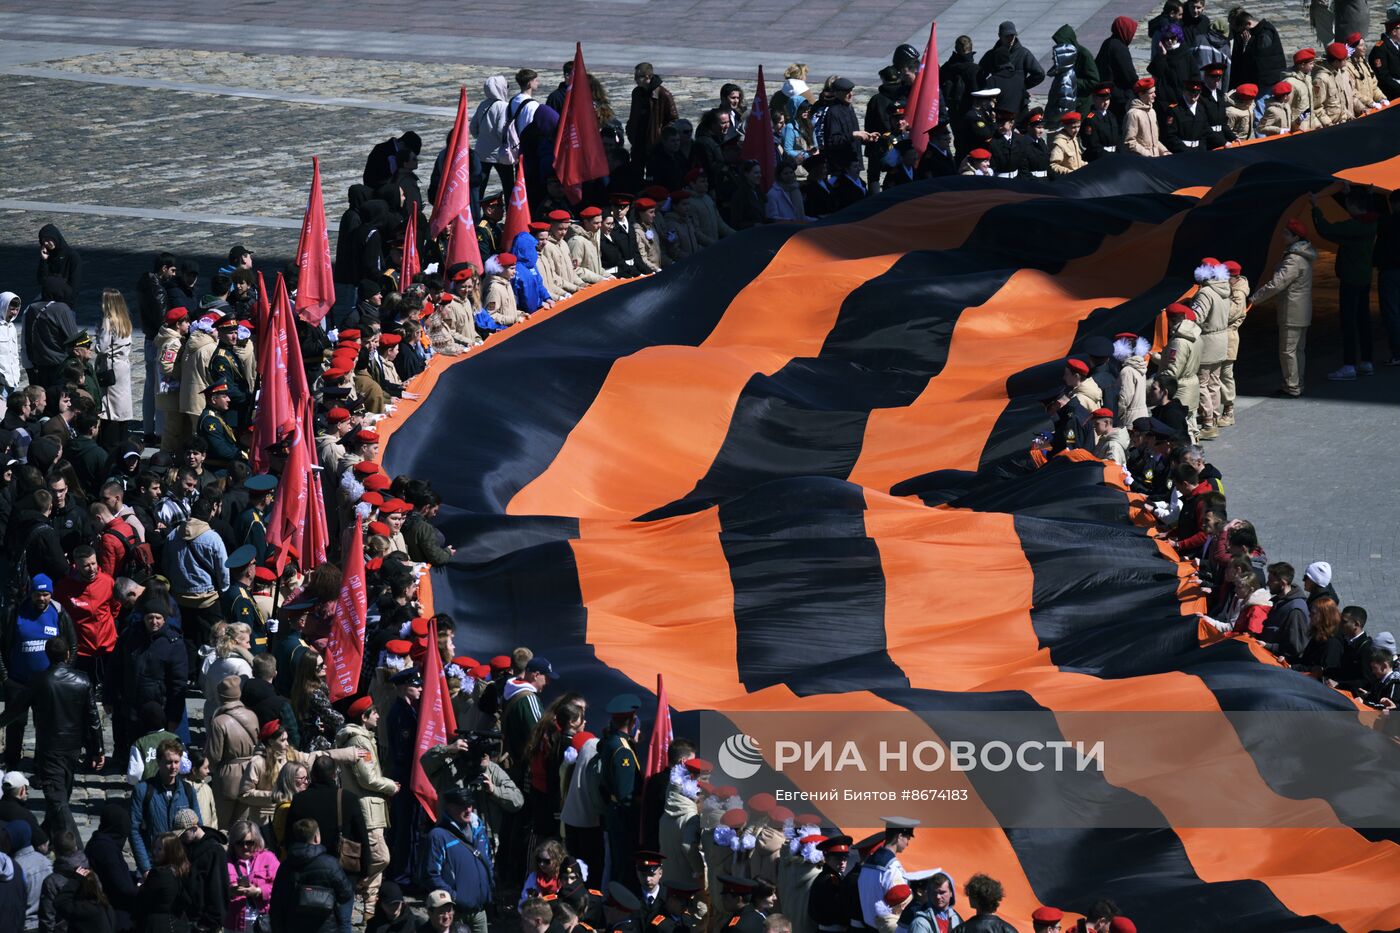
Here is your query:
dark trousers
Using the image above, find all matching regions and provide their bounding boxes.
[36,749,78,839]
[2,681,30,770]
[73,652,110,756]
[603,803,639,893]
[474,161,515,207]
[1379,268,1400,359]
[564,822,605,888]
[1339,281,1373,366]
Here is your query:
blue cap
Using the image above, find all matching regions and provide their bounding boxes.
[225,544,258,569]
[526,656,557,679]
[390,667,423,686]
[30,574,53,593]
[244,474,278,494]
[607,693,642,715]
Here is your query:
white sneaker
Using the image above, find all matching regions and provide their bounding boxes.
[1327,365,1357,381]
[1358,361,1374,375]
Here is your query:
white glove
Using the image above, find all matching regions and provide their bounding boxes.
[267,617,280,634]
[326,328,339,343]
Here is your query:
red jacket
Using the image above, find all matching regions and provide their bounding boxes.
[96,516,138,578]
[54,570,120,656]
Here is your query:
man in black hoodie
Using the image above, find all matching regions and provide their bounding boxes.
[1229,9,1286,90]
[178,810,229,933]
[270,818,356,933]
[977,21,1045,114]
[36,224,81,298]
[21,280,78,388]
[1262,562,1310,662]
[865,62,916,192]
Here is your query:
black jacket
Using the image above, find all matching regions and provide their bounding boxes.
[1374,210,1400,271]
[941,51,982,124]
[286,785,369,874]
[818,100,864,173]
[21,300,79,371]
[978,40,1046,112]
[960,914,1019,933]
[334,185,374,284]
[37,224,82,296]
[183,831,229,932]
[1261,585,1309,661]
[1372,37,1400,100]
[915,144,959,179]
[30,662,103,758]
[0,797,46,849]
[134,864,191,933]
[5,508,68,592]
[1095,36,1140,112]
[601,227,640,278]
[135,272,172,339]
[107,622,188,731]
[1081,107,1124,160]
[1233,19,1285,89]
[86,826,138,932]
[268,843,354,933]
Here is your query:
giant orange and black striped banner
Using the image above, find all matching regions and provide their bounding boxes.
[381,109,1400,931]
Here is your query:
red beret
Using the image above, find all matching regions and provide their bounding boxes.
[969,148,991,160]
[684,758,713,774]
[367,520,391,537]
[340,328,362,339]
[1134,76,1155,92]
[347,696,375,719]
[326,407,350,423]
[683,168,703,184]
[712,785,738,798]
[1235,83,1258,98]
[352,462,380,476]
[165,306,189,324]
[1201,256,1221,267]
[470,663,491,679]
[641,185,669,200]
[1286,218,1308,238]
[747,792,776,813]
[354,430,379,444]
[381,498,410,514]
[253,566,278,583]
[546,210,571,222]
[379,333,402,346]
[490,655,512,670]
[452,656,479,669]
[1032,907,1064,923]
[1272,80,1293,97]
[410,617,430,637]
[1109,919,1137,933]
[720,808,748,828]
[259,719,283,741]
[1114,331,1138,341]
[1224,260,1241,275]
[363,473,391,492]
[634,197,658,209]
[669,190,692,202]
[1166,302,1192,316]
[385,639,413,655]
[1091,407,1114,419]
[1065,358,1090,375]
[1061,111,1082,123]
[769,805,794,822]
[322,366,349,380]
[579,206,602,218]
[1293,47,1316,63]
[496,252,517,266]
[528,221,550,232]
[238,319,253,330]
[795,813,821,826]
[884,885,912,906]
[1326,42,1348,60]
[1346,32,1362,45]
[360,491,385,507]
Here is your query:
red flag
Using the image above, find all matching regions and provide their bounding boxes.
[293,156,335,325]
[400,210,421,289]
[411,617,458,818]
[265,405,308,573]
[253,270,271,335]
[740,66,777,194]
[430,87,483,272]
[502,164,531,249]
[326,515,367,702]
[444,213,481,277]
[643,673,673,780]
[250,275,295,473]
[906,23,941,155]
[298,398,329,569]
[553,43,610,204]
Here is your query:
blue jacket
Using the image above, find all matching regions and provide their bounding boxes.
[162,518,228,595]
[509,233,553,312]
[129,776,202,872]
[426,818,493,911]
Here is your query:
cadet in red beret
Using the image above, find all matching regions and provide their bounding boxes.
[540,206,585,297]
[1031,906,1063,931]
[1125,77,1169,156]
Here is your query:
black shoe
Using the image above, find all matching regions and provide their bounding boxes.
[1269,388,1301,398]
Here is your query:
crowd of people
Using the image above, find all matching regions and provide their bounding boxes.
[0,8,1398,933]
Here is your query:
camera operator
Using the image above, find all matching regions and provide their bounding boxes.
[421,729,523,862]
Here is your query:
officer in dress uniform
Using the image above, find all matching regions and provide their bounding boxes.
[221,544,273,653]
[658,877,703,933]
[1081,84,1123,161]
[856,818,918,929]
[987,110,1024,178]
[1198,62,1236,143]
[209,316,251,428]
[955,88,1000,159]
[233,473,277,561]
[731,878,775,933]
[1016,108,1051,178]
[807,835,852,933]
[635,850,666,919]
[197,382,244,468]
[1163,79,1228,152]
[605,882,644,933]
[599,694,644,891]
[385,667,423,884]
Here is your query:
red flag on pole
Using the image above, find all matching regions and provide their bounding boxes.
[265,410,307,574]
[293,156,336,325]
[553,43,610,204]
[740,65,777,194]
[298,398,329,569]
[502,165,531,249]
[400,210,421,289]
[326,515,367,702]
[906,23,941,155]
[253,270,271,336]
[250,275,295,473]
[444,213,480,277]
[411,617,458,818]
[430,87,472,237]
[643,673,672,780]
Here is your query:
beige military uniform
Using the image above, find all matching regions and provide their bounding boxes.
[1049,133,1085,175]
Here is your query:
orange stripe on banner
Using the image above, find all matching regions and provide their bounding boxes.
[508,191,1039,519]
[1336,152,1400,190]
[850,214,1188,489]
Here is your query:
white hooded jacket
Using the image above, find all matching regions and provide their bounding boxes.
[472,76,516,165]
[0,291,21,390]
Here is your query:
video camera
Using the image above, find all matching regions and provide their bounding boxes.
[454,728,503,760]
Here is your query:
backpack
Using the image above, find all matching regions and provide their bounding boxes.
[104,524,155,584]
[505,99,530,161]
[582,746,607,814]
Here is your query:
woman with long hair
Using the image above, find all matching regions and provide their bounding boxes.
[519,838,569,905]
[588,74,626,161]
[726,159,767,231]
[225,819,279,929]
[290,649,345,751]
[201,621,254,725]
[95,287,135,446]
[238,721,359,826]
[55,866,117,933]
[1296,597,1346,674]
[136,832,192,932]
[522,693,586,839]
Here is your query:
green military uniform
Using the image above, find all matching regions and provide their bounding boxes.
[222,580,270,653]
[599,693,643,884]
[62,330,103,403]
[209,342,251,427]
[234,505,268,561]
[198,404,243,465]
